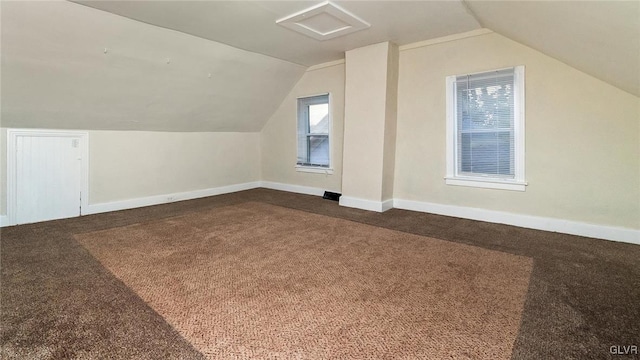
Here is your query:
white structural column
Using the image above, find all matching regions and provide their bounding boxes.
[340,42,399,212]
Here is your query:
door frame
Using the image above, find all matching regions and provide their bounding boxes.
[7,129,89,225]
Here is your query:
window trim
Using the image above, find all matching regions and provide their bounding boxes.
[445,66,527,191]
[296,92,333,174]
[295,165,334,174]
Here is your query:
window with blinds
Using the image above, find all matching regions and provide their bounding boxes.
[456,69,514,177]
[297,94,330,168]
[445,66,526,191]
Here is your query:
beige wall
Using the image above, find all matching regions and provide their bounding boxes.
[381,44,399,202]
[0,129,259,213]
[2,29,637,234]
[395,32,640,229]
[342,43,392,202]
[260,63,345,193]
[89,131,259,204]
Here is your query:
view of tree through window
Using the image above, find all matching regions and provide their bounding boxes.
[297,95,330,167]
[456,70,515,177]
[307,103,329,165]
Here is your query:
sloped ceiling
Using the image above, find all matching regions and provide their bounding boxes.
[465,0,640,97]
[0,1,306,132]
[1,1,638,134]
[72,0,482,66]
[75,0,639,97]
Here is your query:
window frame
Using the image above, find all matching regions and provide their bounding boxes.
[295,93,333,174]
[445,66,527,191]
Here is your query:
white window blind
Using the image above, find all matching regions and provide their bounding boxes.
[297,94,330,168]
[445,66,526,191]
[456,69,515,178]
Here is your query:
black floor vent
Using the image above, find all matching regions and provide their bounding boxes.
[322,191,342,201]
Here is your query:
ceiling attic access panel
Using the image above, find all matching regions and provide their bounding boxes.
[276,1,370,41]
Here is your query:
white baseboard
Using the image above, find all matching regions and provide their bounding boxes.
[381,199,394,212]
[259,181,325,197]
[339,196,393,213]
[393,198,640,245]
[83,181,261,216]
[5,178,637,245]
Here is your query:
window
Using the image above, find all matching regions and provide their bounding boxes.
[297,94,332,173]
[445,66,526,191]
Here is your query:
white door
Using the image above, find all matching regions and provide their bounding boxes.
[15,135,82,224]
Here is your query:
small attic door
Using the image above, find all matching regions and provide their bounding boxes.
[7,129,89,225]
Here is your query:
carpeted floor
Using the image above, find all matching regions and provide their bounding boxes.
[75,202,532,359]
[1,189,639,359]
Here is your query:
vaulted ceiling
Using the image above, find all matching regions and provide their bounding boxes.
[73,0,482,66]
[466,0,639,98]
[1,1,306,132]
[1,1,638,132]
[75,0,640,97]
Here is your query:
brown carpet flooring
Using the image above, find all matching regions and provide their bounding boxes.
[1,188,639,359]
[75,202,532,359]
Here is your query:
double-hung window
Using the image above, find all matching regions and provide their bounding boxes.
[445,66,526,191]
[296,94,332,173]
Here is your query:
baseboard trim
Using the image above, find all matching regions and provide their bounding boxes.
[393,198,640,245]
[339,196,392,213]
[83,181,261,216]
[259,181,325,197]
[5,180,637,245]
[381,199,394,212]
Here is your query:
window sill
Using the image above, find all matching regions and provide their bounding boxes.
[296,166,334,175]
[445,177,527,191]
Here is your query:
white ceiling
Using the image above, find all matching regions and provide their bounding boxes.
[2,1,638,133]
[75,0,640,97]
[466,0,640,97]
[73,1,482,66]
[1,1,306,131]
